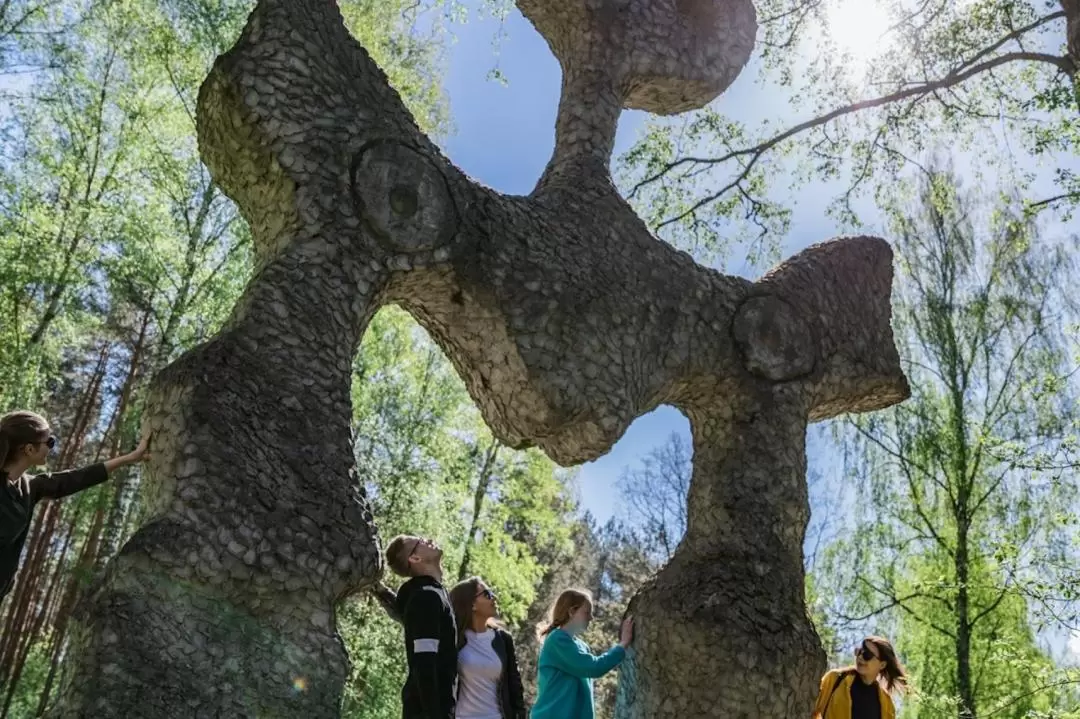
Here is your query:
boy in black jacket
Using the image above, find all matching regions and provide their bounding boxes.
[386,535,457,719]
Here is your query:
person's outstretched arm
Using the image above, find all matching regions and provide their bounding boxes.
[404,589,449,719]
[371,582,402,624]
[29,436,150,502]
[103,435,150,474]
[545,631,626,679]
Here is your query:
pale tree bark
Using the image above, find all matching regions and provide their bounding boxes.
[1065,0,1080,67]
[51,1,909,716]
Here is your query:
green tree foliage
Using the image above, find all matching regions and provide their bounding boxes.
[618,0,1080,255]
[815,166,1080,718]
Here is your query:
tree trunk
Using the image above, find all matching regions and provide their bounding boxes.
[96,311,151,567]
[955,521,975,719]
[1064,0,1079,69]
[458,441,499,581]
[50,1,909,715]
[34,339,144,714]
[36,496,106,716]
[0,344,108,698]
[1063,0,1080,113]
[1,511,78,718]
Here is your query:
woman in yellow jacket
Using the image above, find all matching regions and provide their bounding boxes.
[812,636,909,719]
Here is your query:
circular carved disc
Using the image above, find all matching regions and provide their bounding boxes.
[732,295,816,381]
[351,141,458,253]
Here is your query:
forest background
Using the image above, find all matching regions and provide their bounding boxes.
[1,0,1080,717]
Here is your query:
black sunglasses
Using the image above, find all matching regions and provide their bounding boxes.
[38,436,56,450]
[857,645,880,662]
[477,587,495,601]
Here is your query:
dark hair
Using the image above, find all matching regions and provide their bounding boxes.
[0,411,50,474]
[450,576,481,649]
[539,588,591,638]
[846,636,909,694]
[385,535,415,577]
[449,577,502,649]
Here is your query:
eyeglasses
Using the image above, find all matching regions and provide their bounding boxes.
[856,645,880,662]
[476,588,495,601]
[36,436,56,450]
[408,538,422,558]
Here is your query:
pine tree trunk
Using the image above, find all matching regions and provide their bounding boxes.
[96,312,151,568]
[1,513,76,717]
[36,380,126,715]
[1063,0,1080,69]
[0,345,109,712]
[36,496,106,716]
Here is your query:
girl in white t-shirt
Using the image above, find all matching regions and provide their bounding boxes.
[448,577,527,719]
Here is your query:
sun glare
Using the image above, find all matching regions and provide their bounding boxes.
[825,0,892,68]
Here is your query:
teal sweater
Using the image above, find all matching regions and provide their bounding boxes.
[530,628,626,719]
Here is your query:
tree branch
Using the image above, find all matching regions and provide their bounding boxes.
[628,13,1072,208]
[984,675,1080,717]
[1027,191,1080,212]
[854,575,959,639]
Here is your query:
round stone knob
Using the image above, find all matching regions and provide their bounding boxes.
[623,0,758,114]
[732,295,816,381]
[350,141,458,253]
[518,0,758,116]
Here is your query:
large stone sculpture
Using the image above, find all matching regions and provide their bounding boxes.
[50,1,909,716]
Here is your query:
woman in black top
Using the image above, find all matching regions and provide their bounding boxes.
[812,636,909,719]
[1,410,150,600]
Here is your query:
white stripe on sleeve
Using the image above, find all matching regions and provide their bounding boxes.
[414,638,440,654]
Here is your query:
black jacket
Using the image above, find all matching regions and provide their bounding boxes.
[2,464,108,600]
[395,575,458,719]
[490,628,527,719]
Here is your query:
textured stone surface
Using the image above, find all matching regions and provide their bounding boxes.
[520,0,757,188]
[49,1,909,717]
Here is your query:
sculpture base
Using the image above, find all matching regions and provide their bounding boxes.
[48,558,349,719]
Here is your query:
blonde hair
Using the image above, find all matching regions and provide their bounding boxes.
[539,588,592,637]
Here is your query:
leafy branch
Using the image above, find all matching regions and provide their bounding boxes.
[627,11,1072,227]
